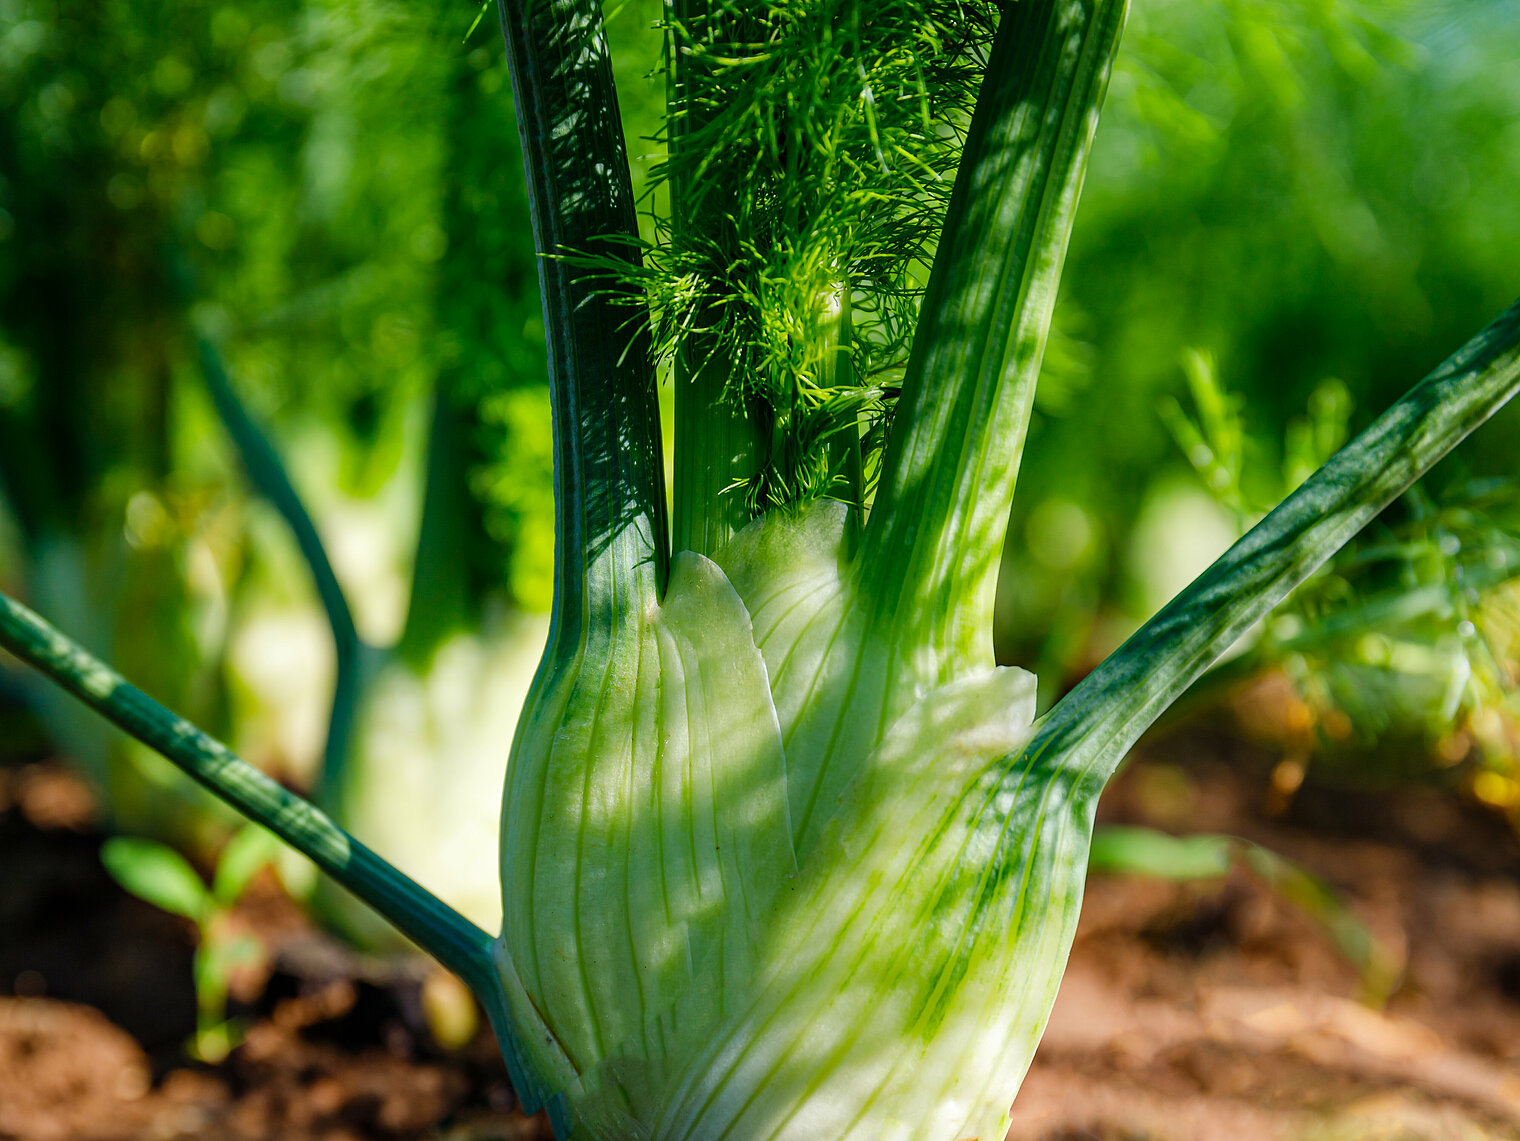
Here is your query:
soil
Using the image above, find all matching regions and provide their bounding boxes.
[3,699,1520,1140]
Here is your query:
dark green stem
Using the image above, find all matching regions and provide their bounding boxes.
[196,338,368,795]
[862,0,1127,682]
[1029,298,1520,798]
[0,585,545,1104]
[496,0,668,642]
[0,589,484,977]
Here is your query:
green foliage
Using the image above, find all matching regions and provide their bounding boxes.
[211,819,281,905]
[1162,346,1353,524]
[1278,484,1520,743]
[618,0,998,515]
[1166,354,1520,770]
[0,0,554,597]
[101,836,213,923]
[1000,0,1520,671]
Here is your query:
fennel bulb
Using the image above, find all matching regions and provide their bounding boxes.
[498,503,1079,1140]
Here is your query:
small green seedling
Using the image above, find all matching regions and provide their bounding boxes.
[100,823,278,1062]
[1089,824,1403,1004]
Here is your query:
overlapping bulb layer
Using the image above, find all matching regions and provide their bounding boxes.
[496,505,1093,1140]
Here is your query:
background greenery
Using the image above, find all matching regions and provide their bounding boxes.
[2,0,1518,819]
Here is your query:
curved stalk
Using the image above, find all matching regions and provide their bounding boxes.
[0,588,553,1106]
[0,589,479,973]
[495,0,668,647]
[196,337,368,793]
[1026,297,1520,797]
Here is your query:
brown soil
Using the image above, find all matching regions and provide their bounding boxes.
[4,719,1520,1140]
[1011,725,1520,1141]
[0,759,549,1141]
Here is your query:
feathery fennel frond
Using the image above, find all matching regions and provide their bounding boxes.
[632,0,999,525]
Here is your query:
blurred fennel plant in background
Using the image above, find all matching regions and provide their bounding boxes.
[0,0,565,938]
[1162,349,1520,813]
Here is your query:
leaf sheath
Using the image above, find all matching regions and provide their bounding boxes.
[495,0,668,642]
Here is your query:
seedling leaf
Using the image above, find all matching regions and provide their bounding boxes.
[212,823,279,907]
[101,836,212,924]
[1088,824,1233,880]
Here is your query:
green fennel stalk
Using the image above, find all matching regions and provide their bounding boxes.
[183,21,556,942]
[4,0,1520,1137]
[201,331,553,943]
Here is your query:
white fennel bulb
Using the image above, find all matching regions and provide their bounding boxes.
[495,505,1086,1140]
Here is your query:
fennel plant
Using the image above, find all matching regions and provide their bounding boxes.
[198,336,550,943]
[0,0,552,881]
[4,0,1520,1138]
[1160,356,1520,779]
